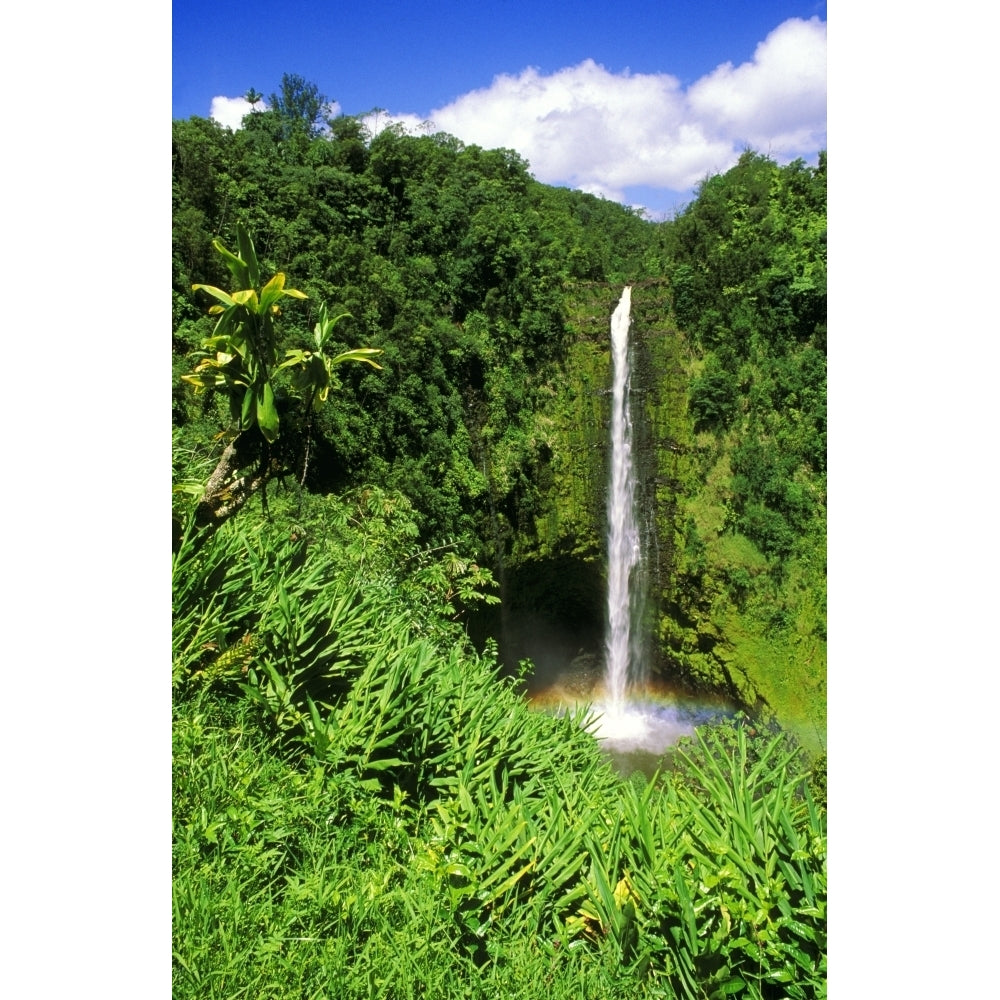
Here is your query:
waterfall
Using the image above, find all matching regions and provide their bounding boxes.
[603,286,641,715]
[561,284,728,758]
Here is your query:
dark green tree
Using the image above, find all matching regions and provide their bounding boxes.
[267,73,329,137]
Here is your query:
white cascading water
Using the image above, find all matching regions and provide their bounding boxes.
[603,285,639,713]
[563,285,724,760]
[591,285,652,743]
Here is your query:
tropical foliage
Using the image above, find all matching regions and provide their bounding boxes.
[173,74,826,997]
[179,224,381,530]
[173,496,825,998]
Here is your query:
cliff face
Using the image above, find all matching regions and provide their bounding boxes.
[488,281,826,757]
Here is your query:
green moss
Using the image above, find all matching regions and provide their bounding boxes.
[712,531,769,571]
[635,282,824,756]
[502,285,621,564]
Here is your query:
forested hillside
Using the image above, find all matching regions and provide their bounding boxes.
[173,100,825,731]
[173,100,654,545]
[172,78,827,998]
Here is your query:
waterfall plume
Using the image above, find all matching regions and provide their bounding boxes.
[602,286,642,720]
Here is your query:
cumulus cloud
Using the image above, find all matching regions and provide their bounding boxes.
[358,109,428,137]
[210,97,343,131]
[395,16,826,210]
[687,17,827,155]
[210,95,260,130]
[426,59,730,203]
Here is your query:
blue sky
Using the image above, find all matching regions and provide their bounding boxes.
[173,0,827,218]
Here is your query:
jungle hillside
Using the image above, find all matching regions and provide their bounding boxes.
[173,78,826,999]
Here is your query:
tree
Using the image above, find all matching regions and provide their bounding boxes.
[181,224,382,530]
[267,73,329,137]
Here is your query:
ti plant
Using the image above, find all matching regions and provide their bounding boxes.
[183,224,309,444]
[179,225,383,531]
[279,300,383,414]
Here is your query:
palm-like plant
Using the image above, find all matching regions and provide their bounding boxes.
[181,225,382,529]
[279,300,383,411]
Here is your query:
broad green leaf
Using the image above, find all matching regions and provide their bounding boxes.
[330,348,384,369]
[714,978,747,996]
[235,224,260,288]
[783,917,817,942]
[180,373,224,389]
[308,353,328,386]
[211,237,250,289]
[231,288,259,309]
[364,757,408,771]
[784,943,816,971]
[765,969,794,983]
[258,272,287,313]
[278,349,310,369]
[240,387,255,427]
[256,382,279,442]
[313,309,352,348]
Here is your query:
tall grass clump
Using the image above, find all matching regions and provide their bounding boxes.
[627,724,827,998]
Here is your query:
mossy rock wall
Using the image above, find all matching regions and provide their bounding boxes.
[499,283,621,566]
[492,281,826,757]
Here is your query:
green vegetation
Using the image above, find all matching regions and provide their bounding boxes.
[174,497,825,998]
[179,223,382,532]
[173,77,826,996]
[653,153,827,751]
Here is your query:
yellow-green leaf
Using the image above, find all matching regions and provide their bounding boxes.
[191,284,235,308]
[278,349,310,370]
[259,273,288,313]
[181,373,224,389]
[330,348,384,369]
[261,273,286,294]
[211,238,250,289]
[231,289,259,309]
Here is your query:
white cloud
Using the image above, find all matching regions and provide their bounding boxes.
[209,97,344,131]
[687,17,827,155]
[359,109,428,138]
[393,16,826,207]
[424,59,724,202]
[210,95,257,130]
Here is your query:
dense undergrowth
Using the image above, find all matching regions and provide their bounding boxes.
[173,496,826,998]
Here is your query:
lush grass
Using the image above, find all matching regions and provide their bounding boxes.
[173,502,826,999]
[173,693,656,999]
